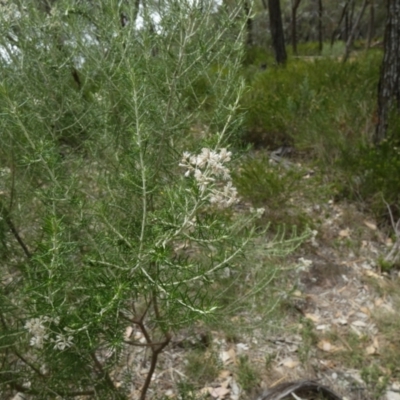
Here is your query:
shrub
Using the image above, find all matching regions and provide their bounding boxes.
[233,155,302,207]
[241,51,381,163]
[338,137,400,221]
[0,1,268,399]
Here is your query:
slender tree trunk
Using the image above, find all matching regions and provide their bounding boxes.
[366,0,375,49]
[317,0,323,53]
[344,2,350,41]
[331,0,351,47]
[344,0,356,41]
[343,0,369,62]
[244,0,253,47]
[349,0,356,33]
[375,0,400,144]
[268,0,287,64]
[291,0,302,55]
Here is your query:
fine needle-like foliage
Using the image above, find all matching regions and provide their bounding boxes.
[0,0,268,398]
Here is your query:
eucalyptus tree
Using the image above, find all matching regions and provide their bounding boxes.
[291,0,302,55]
[375,0,400,143]
[267,0,287,64]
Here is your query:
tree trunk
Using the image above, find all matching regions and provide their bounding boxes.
[342,0,369,63]
[268,0,287,64]
[244,0,253,47]
[349,0,356,33]
[330,0,351,47]
[366,0,375,49]
[374,0,400,144]
[317,0,323,53]
[344,0,356,41]
[291,0,302,55]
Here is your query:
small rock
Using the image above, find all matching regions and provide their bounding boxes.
[386,391,400,400]
[11,394,26,400]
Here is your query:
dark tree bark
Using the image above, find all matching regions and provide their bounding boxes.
[244,0,253,47]
[317,0,323,53]
[330,0,351,47]
[344,6,349,41]
[349,0,356,34]
[344,0,356,41]
[374,0,400,144]
[366,0,375,49]
[291,0,302,55]
[343,0,369,62]
[268,0,287,64]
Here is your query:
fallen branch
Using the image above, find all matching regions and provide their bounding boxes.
[256,380,343,400]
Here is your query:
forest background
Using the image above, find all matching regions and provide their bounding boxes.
[1,0,400,399]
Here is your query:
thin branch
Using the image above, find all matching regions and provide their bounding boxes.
[139,331,171,400]
[384,199,398,233]
[124,339,169,347]
[0,199,31,258]
[0,315,44,377]
[14,350,46,378]
[383,200,400,264]
[90,353,122,397]
[0,372,95,397]
[133,312,152,346]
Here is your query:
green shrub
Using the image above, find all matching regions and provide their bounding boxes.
[241,51,381,163]
[361,364,390,399]
[287,41,322,56]
[237,355,260,392]
[338,137,400,220]
[321,41,346,57]
[232,155,315,230]
[233,155,303,208]
[0,1,311,398]
[0,2,262,399]
[243,46,275,68]
[185,349,221,387]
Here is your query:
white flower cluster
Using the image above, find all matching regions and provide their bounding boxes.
[250,207,265,218]
[24,316,74,350]
[180,148,239,208]
[297,257,313,271]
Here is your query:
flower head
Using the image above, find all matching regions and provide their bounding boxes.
[24,316,74,351]
[180,148,239,208]
[53,334,74,350]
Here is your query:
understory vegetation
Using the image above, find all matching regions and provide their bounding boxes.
[240,45,400,224]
